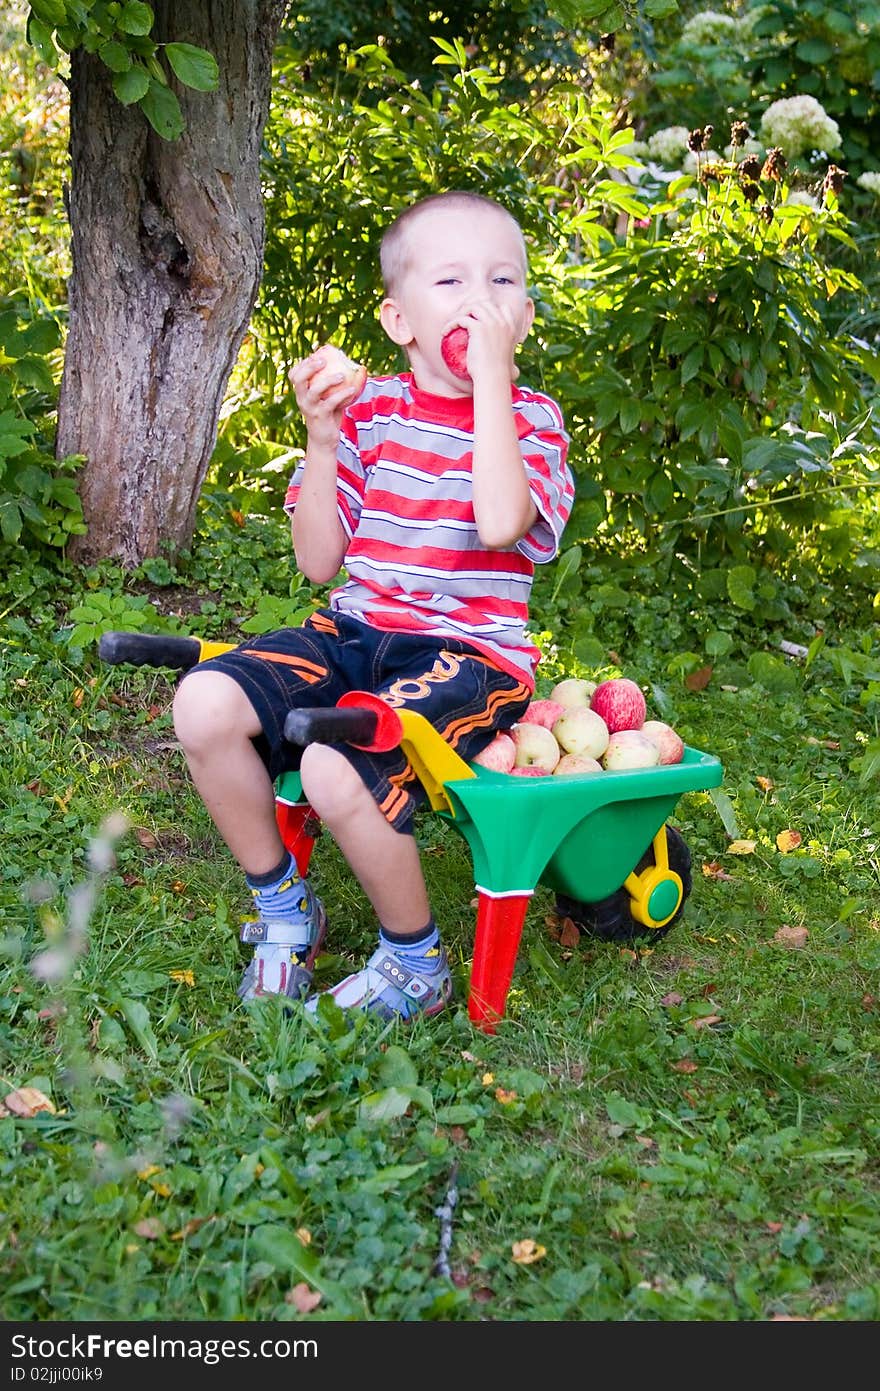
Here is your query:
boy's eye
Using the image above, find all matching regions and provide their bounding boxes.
[437,278,460,286]
[494,276,515,285]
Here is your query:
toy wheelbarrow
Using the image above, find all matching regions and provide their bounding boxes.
[99,632,723,1033]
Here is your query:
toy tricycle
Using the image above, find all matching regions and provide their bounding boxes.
[99,631,724,1033]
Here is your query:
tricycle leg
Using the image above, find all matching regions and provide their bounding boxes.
[274,801,319,878]
[468,890,532,1033]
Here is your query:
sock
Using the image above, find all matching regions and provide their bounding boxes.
[245,852,313,937]
[379,920,443,971]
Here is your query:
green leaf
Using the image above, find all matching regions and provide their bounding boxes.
[377,1044,418,1089]
[359,1162,428,1193]
[117,2,154,36]
[99,39,132,73]
[12,356,54,393]
[747,651,798,693]
[605,1093,653,1131]
[139,78,184,140]
[0,497,23,543]
[26,15,58,65]
[726,565,756,611]
[118,998,158,1060]
[164,42,218,92]
[30,0,68,27]
[708,786,740,840]
[358,1086,414,1125]
[113,65,150,104]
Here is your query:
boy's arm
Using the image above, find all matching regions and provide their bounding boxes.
[466,304,538,549]
[288,351,356,583]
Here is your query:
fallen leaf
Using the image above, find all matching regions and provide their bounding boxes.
[702,862,734,880]
[230,509,246,528]
[559,917,580,948]
[3,1087,56,1118]
[495,1088,518,1105]
[137,1164,161,1181]
[171,1216,213,1240]
[728,840,757,855]
[481,1072,495,1086]
[684,665,713,691]
[671,1060,698,1073]
[774,925,808,948]
[765,1221,784,1233]
[512,1239,546,1265]
[133,1218,165,1240]
[150,1181,171,1197]
[285,1283,322,1313]
[635,1135,656,1149]
[756,776,775,791]
[169,969,195,986]
[776,829,802,853]
[690,1014,722,1029]
[170,880,187,895]
[135,827,159,849]
[296,1228,312,1246]
[660,991,683,1006]
[26,778,45,795]
[460,1051,480,1063]
[861,995,876,1012]
[72,687,85,708]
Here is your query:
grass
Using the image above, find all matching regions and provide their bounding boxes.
[1,516,879,1323]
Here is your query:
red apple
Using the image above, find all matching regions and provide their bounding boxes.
[520,698,567,731]
[553,753,603,775]
[602,729,661,771]
[641,719,685,766]
[441,326,470,380]
[509,765,550,777]
[472,731,517,773]
[303,343,367,402]
[549,677,597,708]
[511,721,561,772]
[551,706,610,760]
[590,677,647,733]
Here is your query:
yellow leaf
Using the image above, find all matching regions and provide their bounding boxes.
[296,1227,312,1246]
[776,829,802,853]
[150,1181,171,1197]
[495,1087,518,1105]
[511,1239,547,1265]
[756,776,774,791]
[3,1087,56,1118]
[481,1072,495,1086]
[137,1164,161,1181]
[169,969,195,986]
[728,840,757,855]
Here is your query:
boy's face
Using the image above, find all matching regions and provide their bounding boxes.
[379,204,534,397]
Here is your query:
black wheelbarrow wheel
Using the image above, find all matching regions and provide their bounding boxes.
[554,824,693,944]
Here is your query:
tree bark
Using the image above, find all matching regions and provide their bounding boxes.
[59,1,289,566]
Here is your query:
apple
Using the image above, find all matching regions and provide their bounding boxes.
[590,677,647,733]
[549,677,597,709]
[520,698,567,731]
[301,343,366,402]
[551,706,610,760]
[511,721,561,772]
[553,753,603,775]
[641,719,685,766]
[441,326,470,380]
[602,729,661,771]
[472,731,516,773]
[509,765,550,777]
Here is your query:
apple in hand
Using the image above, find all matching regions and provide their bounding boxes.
[554,753,603,775]
[511,721,561,772]
[441,327,470,380]
[472,731,516,773]
[590,677,647,733]
[520,698,567,731]
[602,729,661,771]
[549,677,597,709]
[301,343,367,403]
[641,719,684,765]
[551,706,610,760]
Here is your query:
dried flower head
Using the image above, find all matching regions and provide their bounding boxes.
[822,164,846,198]
[730,121,751,148]
[761,147,787,181]
[761,203,774,224]
[741,180,761,204]
[739,154,762,182]
[688,128,704,153]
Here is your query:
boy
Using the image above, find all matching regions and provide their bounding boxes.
[172,190,573,1021]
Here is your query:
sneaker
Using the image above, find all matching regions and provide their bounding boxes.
[237,882,327,1002]
[305,942,452,1022]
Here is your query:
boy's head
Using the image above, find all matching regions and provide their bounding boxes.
[378,191,535,397]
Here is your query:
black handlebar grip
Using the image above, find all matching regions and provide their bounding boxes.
[98,632,203,670]
[283,707,378,747]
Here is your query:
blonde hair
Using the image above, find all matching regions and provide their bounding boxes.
[380,191,528,295]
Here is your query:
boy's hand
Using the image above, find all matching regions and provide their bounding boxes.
[289,345,366,450]
[445,301,525,385]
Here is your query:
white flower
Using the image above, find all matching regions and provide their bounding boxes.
[680,10,740,46]
[647,126,691,165]
[759,96,841,161]
[783,191,819,209]
[724,138,764,160]
[857,171,880,196]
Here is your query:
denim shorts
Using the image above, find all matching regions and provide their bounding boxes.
[182,610,531,833]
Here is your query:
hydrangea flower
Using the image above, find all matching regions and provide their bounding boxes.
[759,96,842,160]
[724,138,764,160]
[783,191,819,210]
[680,10,740,46]
[647,126,691,165]
[857,171,880,195]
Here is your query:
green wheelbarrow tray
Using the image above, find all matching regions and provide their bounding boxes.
[277,744,723,903]
[438,746,723,902]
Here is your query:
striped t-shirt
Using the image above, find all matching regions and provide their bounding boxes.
[284,372,573,686]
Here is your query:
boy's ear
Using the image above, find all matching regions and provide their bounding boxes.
[379,297,414,347]
[518,296,536,342]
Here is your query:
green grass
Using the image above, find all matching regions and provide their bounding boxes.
[2,522,879,1322]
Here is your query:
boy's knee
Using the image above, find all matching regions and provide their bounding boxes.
[172,670,251,749]
[300,745,366,821]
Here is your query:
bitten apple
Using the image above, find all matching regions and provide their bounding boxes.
[551,706,610,760]
[472,731,516,773]
[520,698,567,731]
[300,344,367,402]
[641,719,685,766]
[511,721,561,772]
[553,753,603,775]
[590,677,647,733]
[549,677,597,709]
[602,729,661,771]
[441,327,470,380]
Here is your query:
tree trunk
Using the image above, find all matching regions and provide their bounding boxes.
[59,1,288,567]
